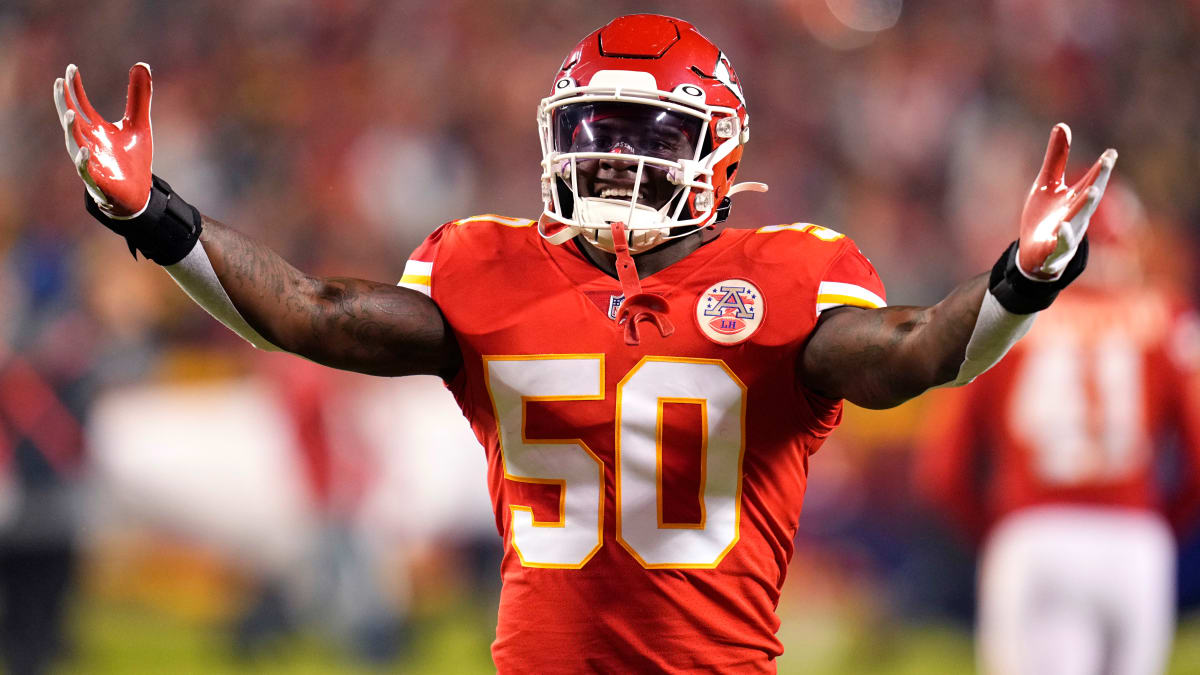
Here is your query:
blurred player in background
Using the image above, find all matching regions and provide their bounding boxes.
[917,180,1200,675]
[0,240,160,674]
[0,341,84,675]
[53,13,1116,673]
[235,357,402,663]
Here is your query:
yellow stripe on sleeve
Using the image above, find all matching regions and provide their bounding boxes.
[398,259,433,296]
[815,293,884,308]
[399,274,431,286]
[816,281,886,314]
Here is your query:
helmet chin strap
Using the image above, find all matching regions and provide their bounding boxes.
[609,221,674,345]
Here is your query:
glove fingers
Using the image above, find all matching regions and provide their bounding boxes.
[124,63,153,131]
[66,109,91,158]
[1088,149,1117,205]
[66,64,101,126]
[1063,150,1116,234]
[53,79,81,158]
[63,109,82,158]
[1034,123,1071,189]
[1068,154,1104,197]
[1062,186,1101,238]
[52,77,69,123]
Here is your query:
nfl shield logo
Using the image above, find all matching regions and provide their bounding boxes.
[695,279,765,345]
[607,294,625,320]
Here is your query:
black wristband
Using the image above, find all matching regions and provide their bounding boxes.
[988,238,1089,314]
[85,174,202,266]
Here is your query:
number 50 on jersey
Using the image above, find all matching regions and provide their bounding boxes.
[484,355,747,569]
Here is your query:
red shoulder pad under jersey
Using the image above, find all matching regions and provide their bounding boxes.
[398,214,537,298]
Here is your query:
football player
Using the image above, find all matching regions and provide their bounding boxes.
[917,181,1200,675]
[54,14,1116,673]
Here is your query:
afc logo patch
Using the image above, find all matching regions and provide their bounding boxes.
[695,279,765,345]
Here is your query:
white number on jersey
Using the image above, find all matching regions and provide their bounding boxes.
[485,355,746,569]
[1009,334,1147,485]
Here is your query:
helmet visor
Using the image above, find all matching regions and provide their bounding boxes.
[553,102,704,161]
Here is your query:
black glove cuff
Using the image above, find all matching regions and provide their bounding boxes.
[988,238,1089,314]
[85,174,202,266]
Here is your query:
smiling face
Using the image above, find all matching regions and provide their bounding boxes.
[536,16,754,258]
[554,102,704,210]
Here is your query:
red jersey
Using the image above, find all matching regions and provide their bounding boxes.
[917,285,1200,540]
[400,216,886,673]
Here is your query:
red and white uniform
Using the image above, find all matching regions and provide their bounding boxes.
[400,216,885,673]
[918,285,1200,675]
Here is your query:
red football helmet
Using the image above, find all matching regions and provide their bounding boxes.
[537,14,766,253]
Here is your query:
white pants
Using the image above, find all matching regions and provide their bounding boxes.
[978,506,1175,675]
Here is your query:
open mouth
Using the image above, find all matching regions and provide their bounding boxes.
[576,158,675,209]
[598,186,642,200]
[591,181,658,205]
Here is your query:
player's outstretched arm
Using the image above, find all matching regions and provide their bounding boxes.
[801,276,987,409]
[197,217,460,376]
[53,63,461,378]
[801,124,1116,409]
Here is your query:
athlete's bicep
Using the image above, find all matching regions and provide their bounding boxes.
[199,218,460,377]
[299,276,462,378]
[799,304,936,409]
[801,274,992,409]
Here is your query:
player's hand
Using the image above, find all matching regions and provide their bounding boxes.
[52,63,153,218]
[1018,123,1117,280]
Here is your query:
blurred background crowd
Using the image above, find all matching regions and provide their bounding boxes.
[1,0,1198,672]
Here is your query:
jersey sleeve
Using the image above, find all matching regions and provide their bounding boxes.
[815,239,887,315]
[398,222,453,297]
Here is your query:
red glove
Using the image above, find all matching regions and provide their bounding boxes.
[52,63,154,218]
[1018,123,1117,280]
